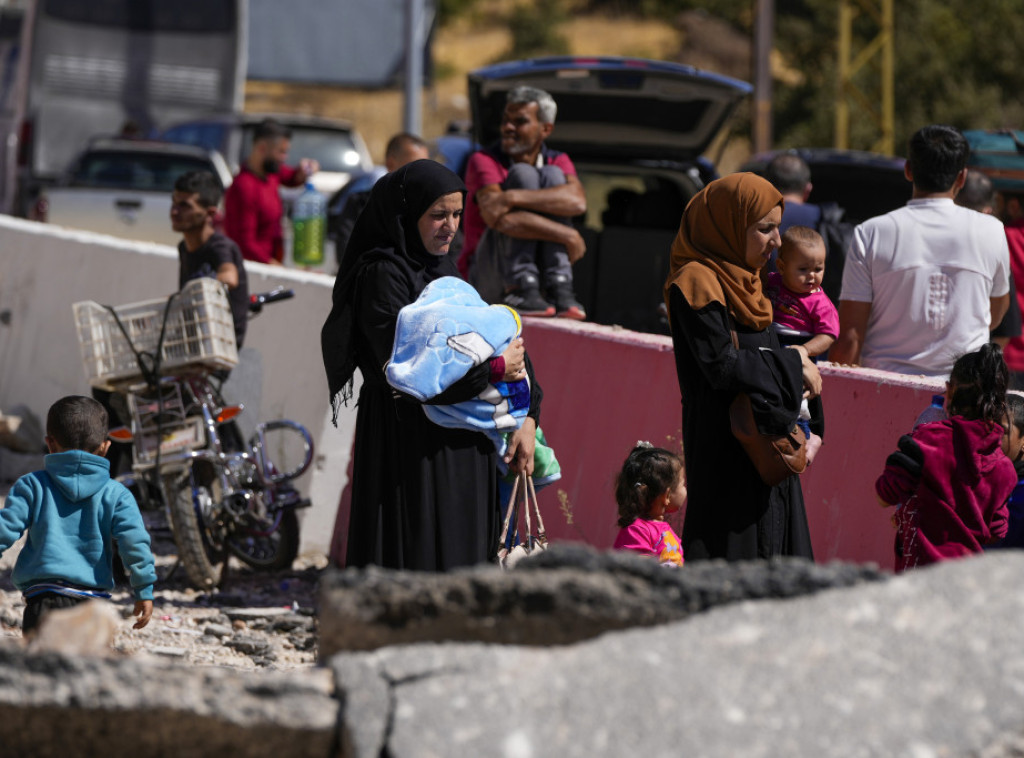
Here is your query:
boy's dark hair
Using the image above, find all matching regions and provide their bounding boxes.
[46,395,108,453]
[908,125,968,194]
[765,153,811,196]
[614,444,682,528]
[173,171,222,208]
[948,343,1009,424]
[778,225,824,261]
[253,118,292,144]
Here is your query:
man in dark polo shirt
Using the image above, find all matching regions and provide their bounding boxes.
[172,170,249,348]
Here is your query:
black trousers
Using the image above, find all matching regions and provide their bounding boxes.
[22,593,87,635]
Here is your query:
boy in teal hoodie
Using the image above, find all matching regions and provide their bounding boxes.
[0,395,155,635]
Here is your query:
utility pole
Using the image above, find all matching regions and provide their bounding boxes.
[835,0,894,153]
[753,0,774,154]
[403,0,424,136]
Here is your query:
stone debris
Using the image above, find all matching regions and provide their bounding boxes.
[0,499,323,671]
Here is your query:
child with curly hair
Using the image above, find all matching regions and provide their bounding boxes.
[612,443,686,566]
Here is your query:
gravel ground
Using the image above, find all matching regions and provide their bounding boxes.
[0,486,327,671]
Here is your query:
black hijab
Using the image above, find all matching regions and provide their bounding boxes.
[321,159,467,423]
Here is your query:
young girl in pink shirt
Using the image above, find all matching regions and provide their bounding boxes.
[612,443,686,566]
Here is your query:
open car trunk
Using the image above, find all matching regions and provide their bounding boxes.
[468,56,751,162]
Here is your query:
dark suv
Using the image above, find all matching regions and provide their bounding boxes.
[739,147,910,226]
[463,56,752,334]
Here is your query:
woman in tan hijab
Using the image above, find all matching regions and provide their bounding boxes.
[664,173,821,561]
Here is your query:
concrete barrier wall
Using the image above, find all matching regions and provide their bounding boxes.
[0,216,355,558]
[517,319,943,570]
[0,216,947,570]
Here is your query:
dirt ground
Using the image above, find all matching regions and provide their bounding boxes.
[0,492,325,671]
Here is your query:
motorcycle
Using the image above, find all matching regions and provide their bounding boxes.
[107,288,313,588]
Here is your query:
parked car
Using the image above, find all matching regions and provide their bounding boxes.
[39,139,233,246]
[160,112,374,199]
[464,56,752,334]
[739,147,910,225]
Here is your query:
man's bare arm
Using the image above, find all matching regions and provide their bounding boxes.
[477,175,586,227]
[991,292,1010,331]
[829,300,872,366]
[216,261,239,289]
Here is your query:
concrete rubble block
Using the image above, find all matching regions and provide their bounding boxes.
[0,646,340,758]
[330,552,1024,758]
[318,543,886,656]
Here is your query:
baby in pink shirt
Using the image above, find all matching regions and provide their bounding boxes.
[763,226,839,462]
[612,443,685,566]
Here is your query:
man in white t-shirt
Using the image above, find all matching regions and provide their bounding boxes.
[831,124,1011,377]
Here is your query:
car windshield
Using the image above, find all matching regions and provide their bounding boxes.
[241,125,364,173]
[70,150,219,191]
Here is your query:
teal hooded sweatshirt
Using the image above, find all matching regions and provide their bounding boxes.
[0,450,156,601]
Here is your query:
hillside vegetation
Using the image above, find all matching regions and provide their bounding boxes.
[247,0,1024,164]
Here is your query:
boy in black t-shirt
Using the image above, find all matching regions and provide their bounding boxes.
[171,171,249,347]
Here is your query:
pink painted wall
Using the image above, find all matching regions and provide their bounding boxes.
[331,318,945,570]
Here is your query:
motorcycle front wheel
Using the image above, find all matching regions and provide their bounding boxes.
[165,464,227,589]
[226,507,300,571]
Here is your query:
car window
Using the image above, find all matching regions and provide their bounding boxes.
[240,125,364,173]
[161,123,228,154]
[576,167,693,231]
[70,151,222,192]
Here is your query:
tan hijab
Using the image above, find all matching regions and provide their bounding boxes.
[664,172,783,331]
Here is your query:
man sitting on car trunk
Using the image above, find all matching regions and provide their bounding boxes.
[460,86,588,319]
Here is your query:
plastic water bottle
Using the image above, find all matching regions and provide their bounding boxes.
[913,393,947,429]
[292,181,326,267]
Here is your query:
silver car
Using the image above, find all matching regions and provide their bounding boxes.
[40,139,233,247]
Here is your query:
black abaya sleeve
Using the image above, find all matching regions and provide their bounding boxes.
[525,352,542,425]
[670,285,804,435]
[356,258,503,404]
[357,260,415,373]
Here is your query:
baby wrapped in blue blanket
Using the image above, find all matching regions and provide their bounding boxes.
[386,276,560,487]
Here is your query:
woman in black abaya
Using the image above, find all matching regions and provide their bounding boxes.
[664,173,821,561]
[321,159,540,571]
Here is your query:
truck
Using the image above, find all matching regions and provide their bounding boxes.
[0,0,247,218]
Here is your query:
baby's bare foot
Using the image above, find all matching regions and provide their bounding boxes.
[806,433,823,464]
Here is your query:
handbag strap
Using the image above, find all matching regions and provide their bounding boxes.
[520,472,533,545]
[498,473,521,551]
[525,475,547,540]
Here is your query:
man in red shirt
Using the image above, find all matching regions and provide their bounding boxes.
[224,119,318,265]
[997,190,1024,388]
[460,86,587,319]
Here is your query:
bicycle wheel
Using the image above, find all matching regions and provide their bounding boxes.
[166,464,227,589]
[226,507,299,571]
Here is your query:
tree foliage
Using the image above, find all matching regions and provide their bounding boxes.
[440,0,1024,155]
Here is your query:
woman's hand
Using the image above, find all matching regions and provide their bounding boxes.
[505,416,536,476]
[501,338,526,381]
[790,344,822,398]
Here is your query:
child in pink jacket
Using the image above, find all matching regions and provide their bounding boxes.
[876,344,1015,572]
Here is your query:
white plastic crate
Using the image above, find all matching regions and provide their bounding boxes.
[74,278,238,389]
